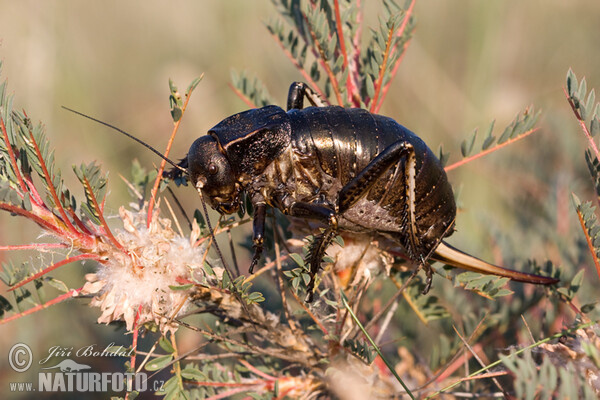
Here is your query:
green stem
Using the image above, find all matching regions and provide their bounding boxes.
[425,320,597,399]
[341,291,416,400]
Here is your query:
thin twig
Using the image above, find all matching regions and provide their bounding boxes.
[175,319,313,365]
[333,0,357,104]
[147,79,199,227]
[444,128,539,172]
[303,13,344,105]
[564,87,600,160]
[575,204,600,280]
[360,266,420,335]
[164,196,184,237]
[369,22,395,113]
[0,203,65,237]
[81,175,126,252]
[373,0,416,113]
[0,243,67,251]
[268,29,328,103]
[0,287,82,325]
[342,291,416,399]
[273,225,300,336]
[228,83,258,109]
[286,288,329,336]
[425,320,597,398]
[129,305,143,373]
[25,118,79,235]
[0,117,29,194]
[453,326,509,398]
[166,185,193,230]
[9,253,100,291]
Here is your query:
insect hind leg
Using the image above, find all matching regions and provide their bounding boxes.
[287,82,326,111]
[338,141,440,291]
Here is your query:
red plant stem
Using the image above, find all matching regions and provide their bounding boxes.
[374,41,410,113]
[228,83,257,109]
[238,359,276,381]
[0,202,66,237]
[444,128,539,172]
[0,117,28,194]
[147,87,195,228]
[0,287,82,325]
[81,176,125,252]
[191,381,265,388]
[564,87,600,160]
[66,208,96,236]
[9,253,100,291]
[25,121,79,235]
[130,304,143,372]
[24,176,45,207]
[346,0,363,108]
[203,386,262,400]
[374,0,416,113]
[303,14,345,106]
[575,205,600,281]
[369,23,395,113]
[269,33,328,103]
[0,243,67,251]
[333,0,357,104]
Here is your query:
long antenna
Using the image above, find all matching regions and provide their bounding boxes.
[62,106,187,174]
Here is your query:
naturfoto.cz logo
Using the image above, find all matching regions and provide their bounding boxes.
[8,343,164,394]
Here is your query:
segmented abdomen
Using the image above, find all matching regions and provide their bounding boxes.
[288,106,456,252]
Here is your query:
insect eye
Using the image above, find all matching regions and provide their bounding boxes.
[208,163,219,175]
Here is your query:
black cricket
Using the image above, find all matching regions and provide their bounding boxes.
[164,82,557,301]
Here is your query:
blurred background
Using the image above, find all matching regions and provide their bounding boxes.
[1,0,599,397]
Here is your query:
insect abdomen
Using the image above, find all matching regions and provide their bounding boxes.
[288,106,456,248]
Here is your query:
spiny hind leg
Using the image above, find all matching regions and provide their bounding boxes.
[339,141,437,291]
[338,141,421,257]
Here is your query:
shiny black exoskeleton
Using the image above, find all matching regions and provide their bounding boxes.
[169,82,557,301]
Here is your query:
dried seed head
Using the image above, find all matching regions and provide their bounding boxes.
[538,325,600,394]
[81,207,210,334]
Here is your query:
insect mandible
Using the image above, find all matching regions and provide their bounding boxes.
[165,82,558,301]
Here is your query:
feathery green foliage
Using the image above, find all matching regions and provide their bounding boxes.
[2,3,600,399]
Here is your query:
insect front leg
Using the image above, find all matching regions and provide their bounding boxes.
[287,82,326,111]
[248,203,266,274]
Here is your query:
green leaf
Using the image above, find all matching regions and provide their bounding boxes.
[186,74,204,96]
[290,253,305,267]
[566,68,577,97]
[481,120,496,150]
[0,295,13,316]
[169,79,183,122]
[581,302,596,314]
[45,278,69,293]
[168,283,194,291]
[460,129,477,157]
[145,354,173,371]
[181,366,206,381]
[158,336,175,354]
[332,235,344,247]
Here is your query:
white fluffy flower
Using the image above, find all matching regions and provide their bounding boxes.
[81,207,209,333]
